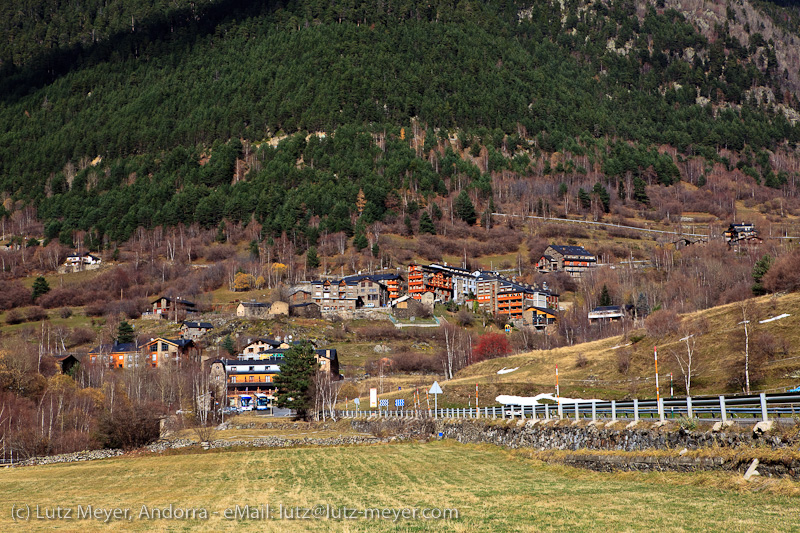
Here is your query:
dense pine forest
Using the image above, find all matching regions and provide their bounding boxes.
[1,0,799,246]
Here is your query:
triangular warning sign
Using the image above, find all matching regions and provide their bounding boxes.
[429,381,443,395]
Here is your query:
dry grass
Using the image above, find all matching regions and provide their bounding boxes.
[442,291,800,400]
[0,441,798,531]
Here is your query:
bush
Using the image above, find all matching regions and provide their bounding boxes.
[617,349,631,375]
[390,351,440,373]
[575,353,588,368]
[58,307,73,319]
[26,306,48,322]
[204,244,236,262]
[644,309,681,338]
[67,327,95,347]
[5,309,23,324]
[0,280,32,310]
[763,250,800,293]
[95,403,161,449]
[84,301,106,317]
[456,309,474,327]
[472,333,512,362]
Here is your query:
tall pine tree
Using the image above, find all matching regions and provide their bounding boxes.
[454,190,477,225]
[273,343,317,419]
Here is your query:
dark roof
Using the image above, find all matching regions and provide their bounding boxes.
[548,245,594,257]
[52,353,82,362]
[88,344,113,354]
[239,301,269,307]
[525,306,558,315]
[225,357,285,366]
[151,296,196,306]
[144,337,195,348]
[315,348,338,361]
[290,302,319,308]
[252,338,283,347]
[590,305,624,312]
[111,342,138,353]
[182,321,213,329]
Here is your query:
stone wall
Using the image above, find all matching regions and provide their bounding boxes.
[349,418,800,477]
[350,418,791,452]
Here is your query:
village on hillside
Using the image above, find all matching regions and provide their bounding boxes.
[39,220,769,414]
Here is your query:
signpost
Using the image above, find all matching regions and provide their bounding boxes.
[654,346,660,402]
[429,381,443,418]
[353,397,360,415]
[395,399,404,414]
[369,388,377,409]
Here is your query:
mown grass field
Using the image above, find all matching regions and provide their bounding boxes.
[1,441,798,532]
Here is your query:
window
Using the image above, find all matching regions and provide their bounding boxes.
[161,343,169,351]
[231,376,237,383]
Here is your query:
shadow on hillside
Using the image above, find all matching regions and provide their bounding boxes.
[0,0,285,103]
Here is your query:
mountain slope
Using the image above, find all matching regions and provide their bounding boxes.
[443,291,800,402]
[0,0,799,244]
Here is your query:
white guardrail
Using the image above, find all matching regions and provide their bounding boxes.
[335,392,800,424]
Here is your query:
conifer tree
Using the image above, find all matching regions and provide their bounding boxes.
[221,335,236,356]
[116,321,135,344]
[419,211,436,234]
[306,246,320,269]
[32,276,50,301]
[454,190,476,225]
[273,343,317,419]
[598,284,612,307]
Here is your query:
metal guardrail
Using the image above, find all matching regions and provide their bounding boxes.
[336,392,800,424]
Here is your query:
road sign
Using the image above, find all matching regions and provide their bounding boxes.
[369,388,377,408]
[379,399,389,407]
[395,399,405,407]
[429,381,442,417]
[353,397,360,406]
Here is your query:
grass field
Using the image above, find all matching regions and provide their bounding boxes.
[1,441,798,532]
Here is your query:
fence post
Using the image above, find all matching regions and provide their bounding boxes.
[591,401,596,422]
[658,398,664,423]
[686,396,693,419]
[493,406,496,419]
[545,404,550,420]
[611,400,616,422]
[760,393,768,422]
[575,402,580,421]
[557,400,563,420]
[633,399,639,422]
[501,407,505,419]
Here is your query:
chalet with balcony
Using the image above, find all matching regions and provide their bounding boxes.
[475,274,558,320]
[142,337,199,368]
[181,321,213,340]
[523,306,558,329]
[309,274,399,312]
[538,245,597,279]
[150,296,197,319]
[64,252,101,267]
[407,263,479,303]
[89,342,139,369]
[588,305,625,322]
[724,223,761,246]
[241,338,291,356]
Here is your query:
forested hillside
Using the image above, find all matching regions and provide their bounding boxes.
[1,0,800,245]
